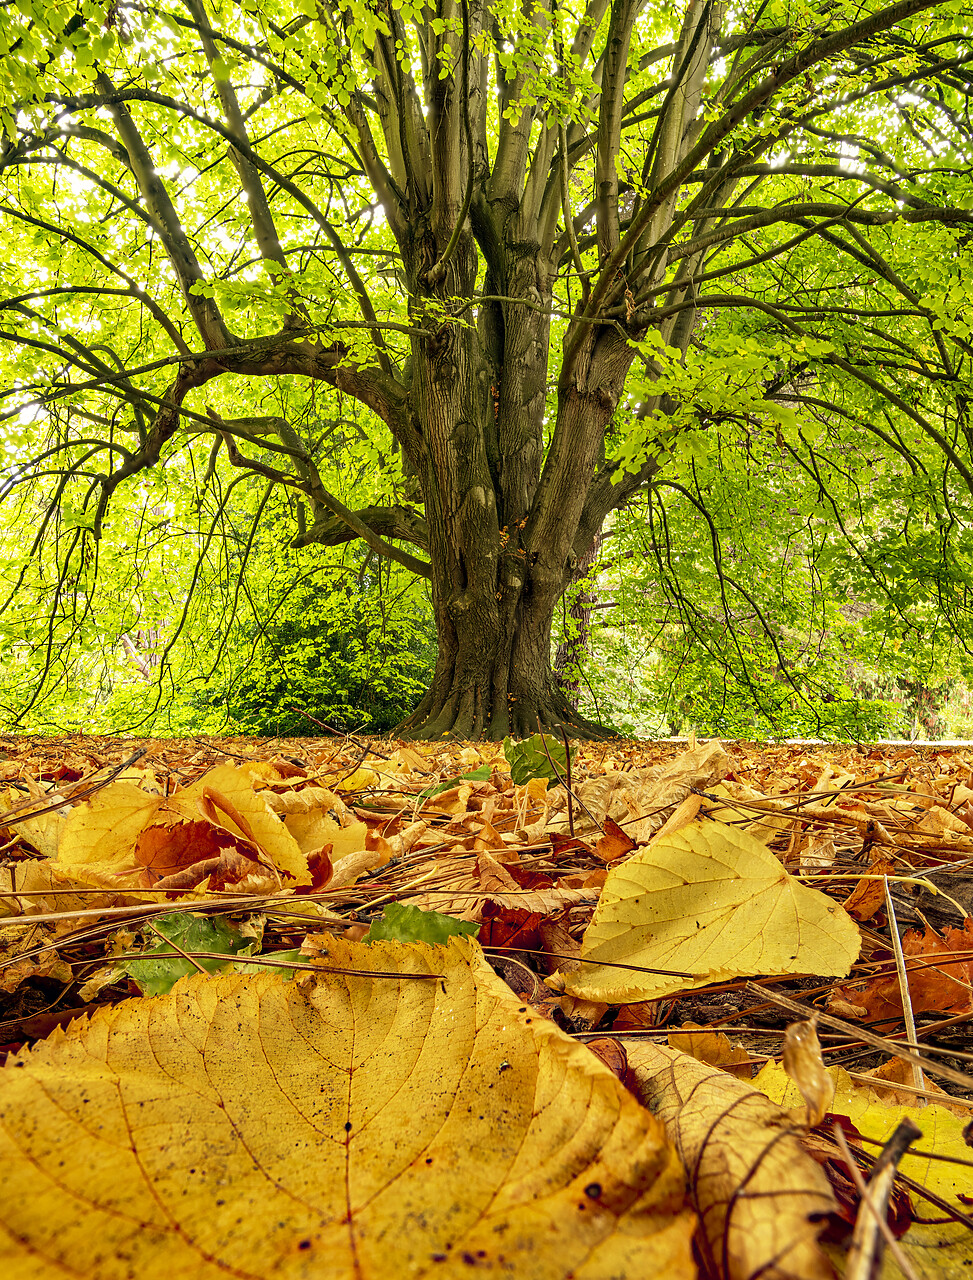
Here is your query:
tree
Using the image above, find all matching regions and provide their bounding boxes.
[0,0,971,739]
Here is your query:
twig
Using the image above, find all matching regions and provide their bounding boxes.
[0,747,149,826]
[145,921,208,976]
[884,875,925,1097]
[535,721,604,834]
[834,1119,922,1280]
[559,725,575,838]
[101,949,438,979]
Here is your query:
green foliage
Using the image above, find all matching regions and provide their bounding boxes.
[198,572,436,738]
[418,765,492,798]
[363,903,479,946]
[124,913,254,996]
[502,733,572,785]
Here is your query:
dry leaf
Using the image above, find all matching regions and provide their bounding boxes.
[593,817,636,863]
[863,1058,966,1115]
[834,918,973,1020]
[626,1041,835,1280]
[667,1023,754,1080]
[556,741,729,844]
[841,854,896,921]
[782,1018,830,1126]
[754,1063,973,1276]
[0,939,695,1279]
[566,820,861,1002]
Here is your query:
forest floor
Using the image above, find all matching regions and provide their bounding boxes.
[0,731,970,1278]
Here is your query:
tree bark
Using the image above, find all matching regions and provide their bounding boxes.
[397,566,610,740]
[554,533,602,705]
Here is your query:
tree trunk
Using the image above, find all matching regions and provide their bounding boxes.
[397,571,609,740]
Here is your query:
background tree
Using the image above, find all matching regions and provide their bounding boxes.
[0,0,971,739]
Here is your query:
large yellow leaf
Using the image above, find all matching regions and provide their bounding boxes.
[56,780,160,868]
[565,820,860,1001]
[627,1042,835,1280]
[0,938,695,1279]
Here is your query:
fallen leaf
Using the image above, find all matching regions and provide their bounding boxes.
[56,780,159,872]
[0,939,696,1279]
[782,1018,830,1126]
[863,1058,966,1115]
[753,1063,973,1278]
[667,1023,754,1080]
[181,767,309,883]
[566,821,860,1001]
[556,741,729,844]
[626,1041,835,1280]
[841,854,897,921]
[594,818,636,863]
[834,919,973,1020]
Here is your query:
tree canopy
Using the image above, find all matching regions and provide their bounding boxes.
[0,0,971,738]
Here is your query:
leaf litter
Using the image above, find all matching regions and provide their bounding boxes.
[0,731,970,1278]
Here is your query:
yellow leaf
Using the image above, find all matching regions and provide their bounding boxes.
[566,820,860,1001]
[626,1042,835,1280]
[2,787,64,860]
[56,780,160,868]
[0,857,137,918]
[332,765,381,792]
[667,1023,754,1079]
[753,1063,973,1278]
[180,765,309,884]
[0,939,695,1279]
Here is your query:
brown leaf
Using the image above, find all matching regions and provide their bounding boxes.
[782,1018,830,1126]
[134,818,243,885]
[626,1041,836,1280]
[834,918,973,1020]
[841,854,896,921]
[593,818,636,863]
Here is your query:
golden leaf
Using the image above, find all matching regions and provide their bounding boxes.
[566,821,860,1002]
[667,1023,754,1080]
[0,939,695,1279]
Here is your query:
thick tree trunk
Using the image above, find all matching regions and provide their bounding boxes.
[397,585,610,740]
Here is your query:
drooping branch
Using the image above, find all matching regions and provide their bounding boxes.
[184,0,293,290]
[95,73,231,349]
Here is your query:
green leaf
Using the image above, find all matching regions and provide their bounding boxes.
[230,947,303,979]
[502,733,571,785]
[363,903,479,946]
[418,764,491,798]
[123,913,253,996]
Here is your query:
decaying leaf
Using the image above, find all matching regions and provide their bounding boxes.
[0,937,695,1279]
[552,741,729,844]
[626,1041,836,1280]
[782,1018,830,1127]
[565,820,860,1002]
[833,918,973,1020]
